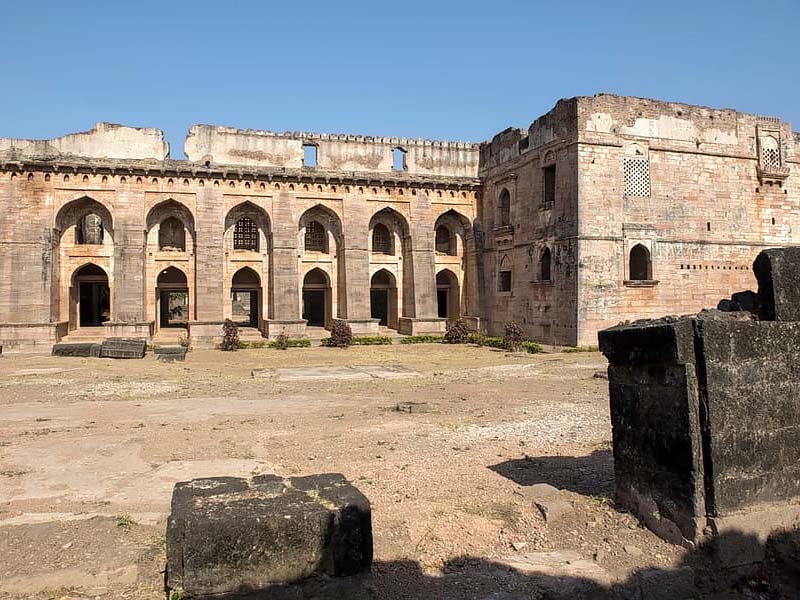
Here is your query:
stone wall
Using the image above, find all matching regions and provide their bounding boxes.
[184,125,480,178]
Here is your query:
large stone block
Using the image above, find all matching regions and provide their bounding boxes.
[165,473,372,598]
[753,247,800,321]
[99,338,146,359]
[52,342,102,358]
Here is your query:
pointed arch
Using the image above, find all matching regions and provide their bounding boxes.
[436,268,460,320]
[55,196,114,243]
[299,204,342,254]
[497,188,511,226]
[540,247,552,282]
[225,201,271,252]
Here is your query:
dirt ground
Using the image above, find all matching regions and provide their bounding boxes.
[0,344,693,599]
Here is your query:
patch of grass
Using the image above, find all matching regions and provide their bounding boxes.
[562,345,600,353]
[521,341,543,354]
[238,340,267,349]
[268,338,311,349]
[321,336,392,346]
[116,514,136,530]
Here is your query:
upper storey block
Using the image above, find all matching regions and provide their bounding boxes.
[480,93,798,175]
[184,124,480,178]
[0,122,170,161]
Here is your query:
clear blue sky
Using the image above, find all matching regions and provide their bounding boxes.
[1,0,798,158]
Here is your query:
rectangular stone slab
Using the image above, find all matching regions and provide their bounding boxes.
[51,343,102,357]
[99,338,146,359]
[166,473,372,598]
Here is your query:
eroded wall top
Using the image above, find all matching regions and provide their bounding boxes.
[0,122,170,161]
[184,125,480,177]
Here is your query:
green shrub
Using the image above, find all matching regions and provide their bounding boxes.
[238,340,266,349]
[478,336,505,348]
[220,319,239,351]
[521,341,543,354]
[444,318,470,344]
[269,336,311,349]
[328,320,353,348]
[399,335,444,344]
[353,336,393,345]
[503,321,524,352]
[562,345,600,353]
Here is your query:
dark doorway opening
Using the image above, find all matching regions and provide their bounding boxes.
[74,264,109,327]
[157,267,189,329]
[371,289,389,326]
[437,290,448,319]
[231,267,261,328]
[303,290,325,326]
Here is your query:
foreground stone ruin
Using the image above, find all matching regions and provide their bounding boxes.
[599,247,800,564]
[165,473,372,598]
[51,337,146,359]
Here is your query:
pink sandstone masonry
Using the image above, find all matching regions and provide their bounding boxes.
[0,93,797,349]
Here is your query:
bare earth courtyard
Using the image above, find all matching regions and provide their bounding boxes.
[0,345,692,599]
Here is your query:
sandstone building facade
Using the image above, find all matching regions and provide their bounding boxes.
[0,94,797,349]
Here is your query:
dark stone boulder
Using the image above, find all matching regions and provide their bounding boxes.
[753,247,800,321]
[52,342,102,357]
[99,338,146,359]
[166,473,372,598]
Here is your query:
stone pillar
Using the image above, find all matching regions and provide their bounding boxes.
[341,208,379,335]
[189,184,225,345]
[265,192,305,338]
[398,191,445,335]
[104,186,151,339]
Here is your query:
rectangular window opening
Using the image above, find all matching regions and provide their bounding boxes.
[303,144,318,168]
[499,270,512,292]
[543,165,556,205]
[392,147,407,171]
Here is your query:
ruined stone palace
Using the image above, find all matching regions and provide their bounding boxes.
[0,94,797,348]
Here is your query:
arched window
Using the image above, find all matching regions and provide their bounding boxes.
[233,216,258,251]
[629,244,651,281]
[159,217,186,251]
[76,213,104,245]
[541,248,552,282]
[498,256,512,292]
[435,225,452,254]
[372,223,391,254]
[305,220,327,252]
[498,189,511,226]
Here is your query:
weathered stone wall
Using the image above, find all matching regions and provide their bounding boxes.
[481,94,799,346]
[477,99,581,344]
[184,125,479,178]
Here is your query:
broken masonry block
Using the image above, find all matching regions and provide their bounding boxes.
[51,342,102,357]
[165,473,372,598]
[99,338,146,359]
[753,246,800,321]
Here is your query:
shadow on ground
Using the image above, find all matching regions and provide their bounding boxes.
[489,449,615,497]
[181,528,800,600]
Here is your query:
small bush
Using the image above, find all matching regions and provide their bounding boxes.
[220,319,239,351]
[562,345,600,353]
[503,321,524,352]
[272,333,290,350]
[269,336,311,349]
[479,336,505,348]
[521,341,543,354]
[444,319,470,344]
[399,335,444,344]
[329,320,353,348]
[238,340,266,349]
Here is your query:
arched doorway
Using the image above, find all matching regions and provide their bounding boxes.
[436,269,460,321]
[157,267,189,329]
[72,264,110,328]
[370,269,397,329]
[231,267,261,328]
[302,268,330,328]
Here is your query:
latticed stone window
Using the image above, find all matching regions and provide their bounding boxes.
[77,213,103,244]
[372,224,391,254]
[234,217,258,250]
[761,136,781,169]
[305,220,327,252]
[623,158,651,197]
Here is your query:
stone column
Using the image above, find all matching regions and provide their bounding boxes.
[398,191,445,335]
[341,206,379,335]
[265,191,305,338]
[103,186,150,339]
[189,184,225,345]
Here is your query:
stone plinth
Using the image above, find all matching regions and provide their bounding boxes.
[345,318,380,336]
[102,321,153,339]
[264,319,307,339]
[0,322,68,352]
[165,473,372,598]
[397,317,446,335]
[188,321,225,347]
